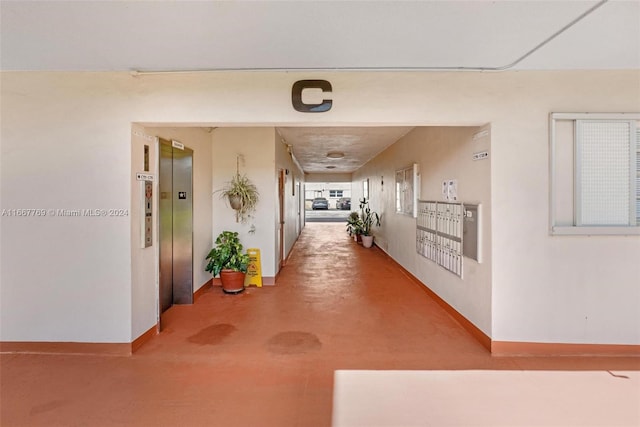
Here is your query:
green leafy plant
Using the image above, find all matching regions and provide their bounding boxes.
[346,211,363,236]
[359,197,380,236]
[205,231,250,277]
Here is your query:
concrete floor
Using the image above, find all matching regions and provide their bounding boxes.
[1,223,638,426]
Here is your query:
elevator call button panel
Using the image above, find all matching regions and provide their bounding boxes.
[141,180,153,248]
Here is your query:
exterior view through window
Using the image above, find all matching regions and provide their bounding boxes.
[306,182,352,222]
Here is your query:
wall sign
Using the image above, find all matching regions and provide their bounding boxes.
[136,173,155,181]
[292,80,332,112]
[473,151,489,161]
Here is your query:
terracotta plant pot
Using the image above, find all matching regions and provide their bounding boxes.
[220,269,245,294]
[361,235,374,248]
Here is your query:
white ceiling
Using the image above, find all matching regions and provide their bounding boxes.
[2,0,638,173]
[1,0,639,71]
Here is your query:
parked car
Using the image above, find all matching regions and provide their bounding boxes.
[336,197,351,210]
[311,197,329,210]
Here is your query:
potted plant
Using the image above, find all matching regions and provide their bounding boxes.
[359,197,380,248]
[216,156,259,223]
[205,231,250,294]
[346,211,363,242]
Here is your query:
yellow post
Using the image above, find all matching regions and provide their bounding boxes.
[244,248,263,287]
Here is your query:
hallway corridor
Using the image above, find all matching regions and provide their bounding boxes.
[1,223,638,426]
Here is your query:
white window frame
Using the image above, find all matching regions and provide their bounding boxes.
[395,163,420,218]
[549,112,640,235]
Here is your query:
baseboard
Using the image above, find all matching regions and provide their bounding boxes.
[0,341,132,356]
[491,341,640,357]
[415,279,493,352]
[194,278,213,301]
[1,324,160,356]
[374,246,492,353]
[263,276,276,286]
[374,247,639,357]
[131,324,158,353]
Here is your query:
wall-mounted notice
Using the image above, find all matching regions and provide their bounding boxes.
[442,179,458,201]
[448,180,458,201]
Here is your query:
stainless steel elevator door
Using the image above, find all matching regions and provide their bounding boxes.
[159,139,193,314]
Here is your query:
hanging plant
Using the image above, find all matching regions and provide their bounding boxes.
[216,155,260,223]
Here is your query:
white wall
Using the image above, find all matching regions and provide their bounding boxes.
[210,128,277,278]
[130,125,158,342]
[129,127,213,340]
[1,73,134,343]
[1,70,638,345]
[354,126,492,335]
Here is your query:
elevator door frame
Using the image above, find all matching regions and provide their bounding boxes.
[158,138,194,319]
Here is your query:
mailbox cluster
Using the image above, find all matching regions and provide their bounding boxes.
[416,200,464,277]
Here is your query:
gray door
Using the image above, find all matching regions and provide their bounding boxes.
[159,139,193,314]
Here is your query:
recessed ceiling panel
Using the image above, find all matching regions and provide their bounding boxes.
[277,127,414,173]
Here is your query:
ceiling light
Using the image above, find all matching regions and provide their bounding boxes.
[326,152,344,159]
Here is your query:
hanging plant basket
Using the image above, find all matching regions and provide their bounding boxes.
[228,194,243,211]
[215,155,260,223]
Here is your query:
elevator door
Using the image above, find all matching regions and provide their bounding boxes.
[159,139,193,314]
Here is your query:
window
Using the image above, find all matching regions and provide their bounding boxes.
[395,163,420,217]
[550,113,640,235]
[329,190,343,198]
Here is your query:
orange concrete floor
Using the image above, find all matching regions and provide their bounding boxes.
[1,223,638,426]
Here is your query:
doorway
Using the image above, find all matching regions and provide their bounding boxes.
[159,138,194,316]
[278,169,285,268]
[305,181,352,223]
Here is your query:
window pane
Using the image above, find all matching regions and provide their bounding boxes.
[395,171,404,212]
[577,121,631,226]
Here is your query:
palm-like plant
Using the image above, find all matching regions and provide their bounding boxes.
[359,197,380,236]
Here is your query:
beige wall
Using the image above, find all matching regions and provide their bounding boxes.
[210,127,279,278]
[354,126,492,334]
[1,70,638,345]
[275,131,305,261]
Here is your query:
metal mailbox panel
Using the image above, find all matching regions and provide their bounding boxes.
[463,204,480,262]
